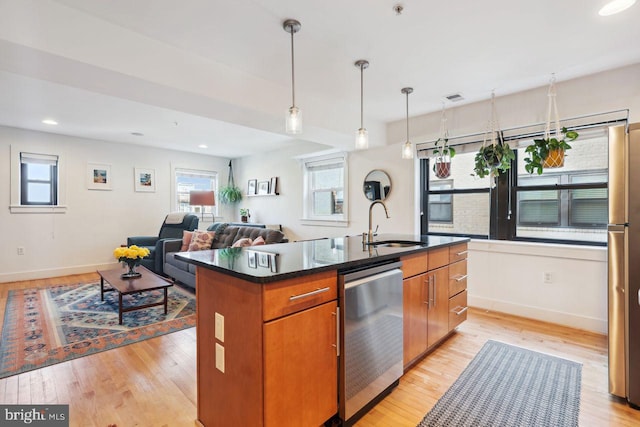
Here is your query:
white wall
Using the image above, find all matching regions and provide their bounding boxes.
[235,142,416,242]
[468,240,608,334]
[0,126,231,282]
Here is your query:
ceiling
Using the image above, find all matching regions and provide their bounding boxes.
[1,0,639,158]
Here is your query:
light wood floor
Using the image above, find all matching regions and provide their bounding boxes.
[1,273,639,426]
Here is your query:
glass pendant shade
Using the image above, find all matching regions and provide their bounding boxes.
[355,128,369,149]
[401,141,414,159]
[286,106,302,134]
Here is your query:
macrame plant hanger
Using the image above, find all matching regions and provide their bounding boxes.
[482,91,501,183]
[434,103,451,179]
[543,74,564,168]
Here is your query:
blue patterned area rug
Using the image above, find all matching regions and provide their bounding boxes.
[418,340,582,427]
[0,281,195,379]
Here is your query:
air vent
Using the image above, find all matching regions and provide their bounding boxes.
[445,93,464,102]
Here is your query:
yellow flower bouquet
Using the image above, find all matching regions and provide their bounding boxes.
[114,245,150,278]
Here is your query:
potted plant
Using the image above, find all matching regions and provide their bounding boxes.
[524,127,579,175]
[432,137,456,179]
[472,136,515,179]
[240,208,250,223]
[219,160,243,204]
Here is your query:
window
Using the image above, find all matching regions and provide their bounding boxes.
[428,180,453,223]
[302,153,348,225]
[420,122,614,245]
[174,169,218,219]
[20,153,58,205]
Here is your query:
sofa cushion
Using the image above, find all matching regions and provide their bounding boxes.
[188,230,216,251]
[232,238,253,248]
[181,230,194,251]
[251,236,265,246]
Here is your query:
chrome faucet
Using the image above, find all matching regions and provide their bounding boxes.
[367,200,390,244]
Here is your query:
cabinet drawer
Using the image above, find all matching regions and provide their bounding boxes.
[449,243,468,263]
[448,259,468,297]
[263,271,337,321]
[448,290,468,331]
[401,252,428,278]
[428,247,449,271]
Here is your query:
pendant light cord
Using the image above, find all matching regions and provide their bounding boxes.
[360,64,364,129]
[406,91,410,141]
[290,28,296,108]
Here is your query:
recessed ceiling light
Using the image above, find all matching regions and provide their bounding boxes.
[131,132,144,137]
[599,0,636,16]
[42,119,58,125]
[198,144,208,149]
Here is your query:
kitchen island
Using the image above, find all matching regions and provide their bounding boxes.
[177,234,469,427]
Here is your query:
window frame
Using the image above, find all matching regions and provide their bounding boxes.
[173,167,219,221]
[420,121,615,247]
[10,146,67,214]
[301,152,349,227]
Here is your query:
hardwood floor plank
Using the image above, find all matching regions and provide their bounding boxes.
[1,275,639,426]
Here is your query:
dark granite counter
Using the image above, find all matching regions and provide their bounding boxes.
[176,234,469,283]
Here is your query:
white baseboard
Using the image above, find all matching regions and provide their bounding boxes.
[469,294,607,335]
[0,262,120,283]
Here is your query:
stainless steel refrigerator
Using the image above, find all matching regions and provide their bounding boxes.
[608,122,640,408]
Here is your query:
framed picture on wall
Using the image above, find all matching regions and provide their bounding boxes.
[258,252,270,268]
[248,179,257,195]
[87,163,112,190]
[134,168,156,192]
[248,251,257,268]
[270,177,278,195]
[257,180,270,195]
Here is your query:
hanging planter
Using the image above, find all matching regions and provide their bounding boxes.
[432,106,455,179]
[218,160,243,204]
[524,76,579,175]
[472,92,514,180]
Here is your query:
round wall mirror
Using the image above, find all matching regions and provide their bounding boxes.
[363,169,391,201]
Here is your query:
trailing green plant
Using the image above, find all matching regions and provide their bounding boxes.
[523,127,579,175]
[472,138,515,179]
[219,160,243,204]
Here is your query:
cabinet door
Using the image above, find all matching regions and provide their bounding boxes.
[427,266,449,348]
[264,300,338,427]
[403,273,428,366]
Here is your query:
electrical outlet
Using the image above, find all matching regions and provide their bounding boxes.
[215,343,225,373]
[215,312,224,342]
[17,247,25,256]
[543,272,552,284]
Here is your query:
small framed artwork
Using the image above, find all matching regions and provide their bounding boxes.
[270,254,278,273]
[270,177,278,195]
[257,180,270,195]
[87,163,112,190]
[248,251,257,268]
[134,168,156,192]
[258,252,270,268]
[248,179,257,195]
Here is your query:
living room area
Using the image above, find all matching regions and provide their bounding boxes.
[3,1,640,426]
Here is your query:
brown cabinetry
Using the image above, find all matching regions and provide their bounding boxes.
[196,268,338,427]
[401,244,468,368]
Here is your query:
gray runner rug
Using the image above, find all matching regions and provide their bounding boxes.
[417,340,582,427]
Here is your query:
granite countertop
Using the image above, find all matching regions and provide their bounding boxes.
[175,234,469,283]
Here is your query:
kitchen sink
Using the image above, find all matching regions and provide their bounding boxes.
[369,240,424,248]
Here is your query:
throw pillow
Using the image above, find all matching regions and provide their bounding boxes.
[181,230,194,251]
[188,231,216,251]
[232,238,253,248]
[251,236,265,246]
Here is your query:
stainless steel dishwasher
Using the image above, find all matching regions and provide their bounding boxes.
[338,261,403,424]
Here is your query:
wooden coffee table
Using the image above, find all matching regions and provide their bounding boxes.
[97,266,173,325]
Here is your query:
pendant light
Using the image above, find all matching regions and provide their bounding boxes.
[354,59,370,149]
[283,19,302,134]
[401,87,414,159]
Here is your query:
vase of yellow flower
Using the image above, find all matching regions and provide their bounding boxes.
[113,245,150,279]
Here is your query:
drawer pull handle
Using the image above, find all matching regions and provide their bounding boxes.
[456,250,468,256]
[454,274,468,282]
[289,287,331,301]
[452,306,468,316]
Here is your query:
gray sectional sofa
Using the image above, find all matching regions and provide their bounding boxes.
[162,222,286,289]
